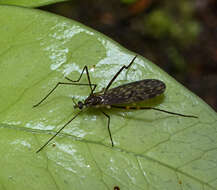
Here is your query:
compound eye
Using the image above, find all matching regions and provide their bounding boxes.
[78,101,83,109]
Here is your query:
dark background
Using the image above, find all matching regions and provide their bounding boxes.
[41,0,217,111]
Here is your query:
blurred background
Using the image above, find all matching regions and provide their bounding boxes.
[40,0,217,111]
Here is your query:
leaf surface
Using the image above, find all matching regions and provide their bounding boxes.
[0,0,68,7]
[0,5,216,190]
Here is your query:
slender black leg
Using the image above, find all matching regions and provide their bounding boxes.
[65,65,94,94]
[36,110,83,153]
[104,55,137,92]
[65,77,97,91]
[101,111,114,146]
[111,105,198,118]
[33,82,95,108]
[33,65,97,108]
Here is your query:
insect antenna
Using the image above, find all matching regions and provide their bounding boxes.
[111,105,198,118]
[72,98,78,106]
[36,110,83,153]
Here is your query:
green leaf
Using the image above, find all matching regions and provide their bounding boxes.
[0,5,216,190]
[0,0,69,8]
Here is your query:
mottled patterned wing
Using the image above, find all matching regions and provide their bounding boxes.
[102,79,166,105]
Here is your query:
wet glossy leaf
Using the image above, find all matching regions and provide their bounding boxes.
[0,0,68,7]
[0,5,217,190]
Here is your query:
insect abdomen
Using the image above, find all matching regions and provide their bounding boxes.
[102,79,166,105]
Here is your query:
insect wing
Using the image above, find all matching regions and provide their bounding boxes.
[102,79,166,105]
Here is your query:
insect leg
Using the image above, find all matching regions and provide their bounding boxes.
[104,55,137,92]
[111,105,198,118]
[33,82,95,108]
[65,76,97,91]
[65,65,95,94]
[101,111,114,146]
[36,110,82,153]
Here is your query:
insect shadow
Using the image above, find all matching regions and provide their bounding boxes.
[111,94,166,122]
[33,55,197,153]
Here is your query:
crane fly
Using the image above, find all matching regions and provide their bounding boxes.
[33,55,197,153]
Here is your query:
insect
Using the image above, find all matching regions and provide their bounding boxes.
[114,186,120,190]
[33,55,197,153]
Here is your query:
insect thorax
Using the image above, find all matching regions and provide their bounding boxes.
[84,93,104,107]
